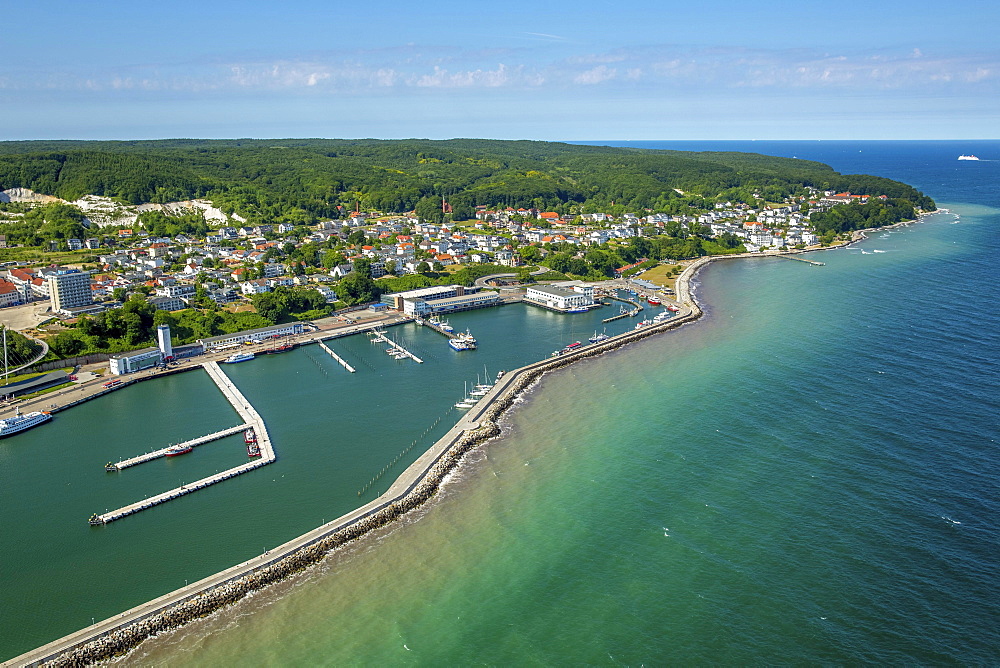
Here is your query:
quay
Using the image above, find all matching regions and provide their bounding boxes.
[107,423,251,471]
[369,329,423,363]
[317,340,356,373]
[89,362,275,525]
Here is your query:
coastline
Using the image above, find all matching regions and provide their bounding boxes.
[4,214,931,667]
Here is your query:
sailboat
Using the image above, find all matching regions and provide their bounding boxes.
[455,382,477,409]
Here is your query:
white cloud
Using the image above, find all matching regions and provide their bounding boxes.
[3,44,998,97]
[574,65,617,85]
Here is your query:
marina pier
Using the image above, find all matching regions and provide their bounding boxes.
[317,340,356,373]
[89,362,274,525]
[107,423,252,471]
[369,329,423,363]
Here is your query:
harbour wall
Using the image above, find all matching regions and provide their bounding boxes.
[9,270,715,667]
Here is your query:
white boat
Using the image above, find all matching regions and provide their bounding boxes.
[449,330,477,351]
[0,407,52,437]
[589,329,609,343]
[958,155,979,161]
[455,382,477,408]
[431,316,454,333]
[222,352,255,364]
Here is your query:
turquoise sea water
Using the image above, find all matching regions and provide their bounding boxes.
[3,141,999,664]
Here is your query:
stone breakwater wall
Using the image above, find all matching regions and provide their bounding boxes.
[24,268,714,667]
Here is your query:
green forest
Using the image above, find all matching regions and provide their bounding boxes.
[0,139,935,229]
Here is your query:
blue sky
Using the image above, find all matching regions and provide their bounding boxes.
[2,0,997,140]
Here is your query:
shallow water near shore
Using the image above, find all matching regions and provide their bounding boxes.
[4,141,1000,664]
[115,141,1000,664]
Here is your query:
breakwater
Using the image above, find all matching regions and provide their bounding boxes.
[11,263,709,667]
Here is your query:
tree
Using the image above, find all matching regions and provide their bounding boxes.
[416,261,430,273]
[519,245,542,264]
[336,270,380,306]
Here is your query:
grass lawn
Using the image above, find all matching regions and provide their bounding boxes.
[636,263,683,292]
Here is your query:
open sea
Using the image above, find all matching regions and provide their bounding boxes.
[2,140,999,665]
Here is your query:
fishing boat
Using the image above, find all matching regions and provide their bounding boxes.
[0,407,52,437]
[449,330,477,351]
[431,316,454,333]
[244,427,257,444]
[647,296,661,305]
[165,444,193,457]
[589,329,609,343]
[222,352,255,364]
[666,304,680,312]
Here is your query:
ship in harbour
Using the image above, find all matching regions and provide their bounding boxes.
[449,330,477,351]
[222,352,255,364]
[0,407,52,437]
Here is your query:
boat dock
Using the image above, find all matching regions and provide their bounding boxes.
[776,254,825,266]
[317,340,356,373]
[107,423,251,471]
[89,362,275,525]
[417,319,458,339]
[370,329,423,363]
[603,297,642,323]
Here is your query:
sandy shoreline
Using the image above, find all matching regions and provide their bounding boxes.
[4,212,934,666]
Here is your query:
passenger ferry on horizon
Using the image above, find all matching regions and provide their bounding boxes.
[0,407,52,437]
[958,154,980,160]
[222,352,255,364]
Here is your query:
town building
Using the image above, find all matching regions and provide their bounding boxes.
[524,281,595,311]
[382,285,467,310]
[402,291,500,316]
[109,347,162,375]
[198,322,305,350]
[47,269,93,313]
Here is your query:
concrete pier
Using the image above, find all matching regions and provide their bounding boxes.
[89,362,275,525]
[417,319,458,339]
[317,340,356,373]
[370,329,423,363]
[776,254,825,266]
[107,423,251,471]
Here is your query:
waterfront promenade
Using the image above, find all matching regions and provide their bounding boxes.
[0,310,409,422]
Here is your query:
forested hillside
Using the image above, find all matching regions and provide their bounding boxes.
[0,139,935,224]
